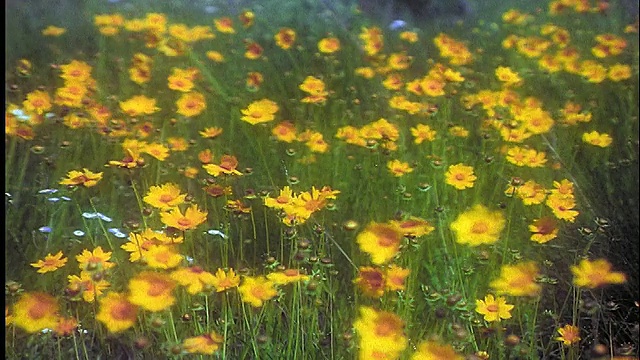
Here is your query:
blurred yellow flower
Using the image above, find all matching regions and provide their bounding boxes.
[128,272,176,312]
[490,261,541,297]
[582,131,612,147]
[11,292,59,333]
[450,204,505,246]
[571,258,626,288]
[238,276,278,307]
[96,292,138,333]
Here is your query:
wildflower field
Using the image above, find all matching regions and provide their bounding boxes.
[4,0,639,359]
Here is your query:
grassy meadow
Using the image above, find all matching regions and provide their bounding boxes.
[4,0,639,359]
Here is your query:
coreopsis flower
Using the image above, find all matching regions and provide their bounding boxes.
[170,266,217,295]
[556,324,581,346]
[582,131,612,147]
[449,126,469,138]
[301,131,329,153]
[571,258,626,288]
[355,67,376,79]
[119,95,160,116]
[214,17,235,34]
[76,246,115,273]
[53,317,78,336]
[42,25,66,36]
[450,205,506,246]
[411,124,437,144]
[167,68,196,92]
[387,159,414,177]
[495,66,522,86]
[318,37,340,53]
[160,204,208,231]
[529,217,559,243]
[475,294,514,322]
[30,251,67,273]
[271,121,297,143]
[275,27,296,50]
[244,41,263,60]
[211,268,241,292]
[144,245,183,269]
[22,90,52,115]
[354,267,386,298]
[353,306,407,360]
[200,127,223,139]
[356,222,404,265]
[67,272,110,303]
[128,272,176,312]
[238,276,278,307]
[445,163,477,190]
[546,194,579,222]
[608,63,632,81]
[420,76,446,97]
[299,76,329,103]
[59,168,103,188]
[143,183,186,210]
[246,71,263,90]
[176,91,207,117]
[11,292,59,333]
[206,51,225,62]
[389,217,435,238]
[240,98,279,125]
[490,261,541,296]
[399,31,418,43]
[410,340,464,360]
[383,73,404,91]
[266,269,310,285]
[183,331,224,355]
[385,265,410,291]
[203,154,243,177]
[506,179,547,205]
[59,59,93,84]
[96,292,138,333]
[239,10,254,27]
[120,229,182,263]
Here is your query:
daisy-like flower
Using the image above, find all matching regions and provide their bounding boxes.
[59,59,93,84]
[495,66,522,86]
[529,217,558,244]
[11,292,59,333]
[389,217,435,238]
[119,95,160,117]
[128,272,176,312]
[275,27,296,50]
[475,294,514,322]
[167,67,197,92]
[96,292,139,333]
[556,324,581,346]
[240,98,279,125]
[450,204,506,246]
[238,276,278,307]
[183,331,225,355]
[30,251,67,273]
[59,168,103,188]
[200,127,223,139]
[410,340,464,360]
[171,266,216,295]
[411,124,437,144]
[354,266,386,298]
[211,268,241,292]
[267,269,310,285]
[160,204,208,231]
[445,163,477,190]
[53,316,78,336]
[490,261,541,297]
[353,306,407,360]
[387,159,414,177]
[356,222,404,265]
[244,41,263,60]
[203,155,243,177]
[144,245,183,269]
[76,246,115,273]
[206,50,225,62]
[318,37,341,53]
[582,131,612,147]
[143,183,187,210]
[239,10,254,27]
[271,121,297,143]
[214,17,235,34]
[67,272,110,303]
[42,25,66,36]
[385,265,410,291]
[571,258,626,288]
[176,91,207,117]
[22,90,52,115]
